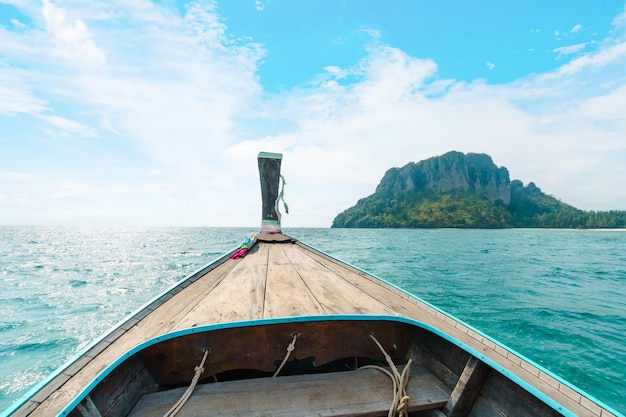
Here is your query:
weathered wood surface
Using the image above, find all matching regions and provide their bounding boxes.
[21,239,616,417]
[128,365,450,417]
[443,356,486,417]
[263,244,325,317]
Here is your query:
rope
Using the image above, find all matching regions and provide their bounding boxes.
[163,348,210,417]
[273,332,298,377]
[275,174,289,222]
[359,334,413,417]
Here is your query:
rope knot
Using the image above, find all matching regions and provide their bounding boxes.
[362,334,412,417]
[397,395,411,413]
[273,332,299,378]
[163,348,210,417]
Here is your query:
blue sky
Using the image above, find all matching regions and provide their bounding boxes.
[1,0,626,227]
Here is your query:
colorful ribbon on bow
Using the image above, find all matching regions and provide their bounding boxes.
[230,233,257,259]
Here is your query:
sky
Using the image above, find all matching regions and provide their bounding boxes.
[1,0,626,227]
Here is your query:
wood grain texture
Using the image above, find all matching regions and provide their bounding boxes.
[263,244,325,317]
[128,365,450,417]
[279,243,396,315]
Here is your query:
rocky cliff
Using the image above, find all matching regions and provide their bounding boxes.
[376,151,511,204]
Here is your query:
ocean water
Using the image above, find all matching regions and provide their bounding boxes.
[0,227,625,415]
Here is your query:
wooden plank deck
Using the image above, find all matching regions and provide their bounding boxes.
[128,365,450,417]
[19,238,615,417]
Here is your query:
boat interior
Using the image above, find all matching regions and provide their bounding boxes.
[66,317,564,417]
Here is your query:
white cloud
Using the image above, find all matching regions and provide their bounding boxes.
[486,62,495,70]
[547,41,626,78]
[576,84,626,122]
[323,65,347,79]
[0,0,269,225]
[3,0,265,165]
[552,42,590,58]
[571,24,583,33]
[0,68,49,115]
[613,5,626,29]
[41,0,107,64]
[10,18,26,28]
[36,114,98,136]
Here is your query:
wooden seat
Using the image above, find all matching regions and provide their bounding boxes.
[129,364,451,416]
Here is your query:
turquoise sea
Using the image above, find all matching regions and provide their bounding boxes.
[0,227,625,415]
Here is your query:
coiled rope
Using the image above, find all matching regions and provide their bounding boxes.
[360,334,412,417]
[273,332,298,377]
[163,348,210,417]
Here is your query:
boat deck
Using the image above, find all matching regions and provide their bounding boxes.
[15,237,616,417]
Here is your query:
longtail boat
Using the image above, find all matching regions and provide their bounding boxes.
[2,152,622,417]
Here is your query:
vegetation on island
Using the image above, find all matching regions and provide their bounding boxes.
[331,152,626,229]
